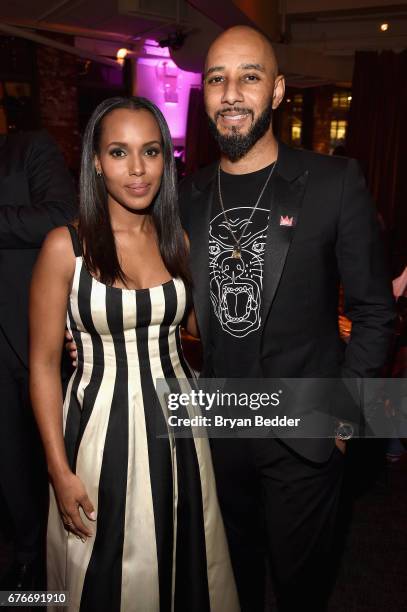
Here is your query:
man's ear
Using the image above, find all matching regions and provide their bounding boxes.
[272,75,285,110]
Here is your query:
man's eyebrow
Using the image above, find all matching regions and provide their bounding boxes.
[239,63,266,72]
[204,63,266,78]
[205,65,225,77]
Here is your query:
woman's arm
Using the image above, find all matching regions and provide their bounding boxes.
[29,226,94,539]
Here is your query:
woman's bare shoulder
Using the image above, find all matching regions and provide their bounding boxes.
[35,226,77,282]
[42,226,76,256]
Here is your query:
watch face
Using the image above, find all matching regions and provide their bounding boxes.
[336,422,354,440]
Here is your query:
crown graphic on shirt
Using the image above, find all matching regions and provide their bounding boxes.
[279,215,294,227]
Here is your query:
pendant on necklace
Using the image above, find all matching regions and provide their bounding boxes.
[232,247,241,259]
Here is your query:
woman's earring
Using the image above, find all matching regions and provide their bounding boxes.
[96,169,102,177]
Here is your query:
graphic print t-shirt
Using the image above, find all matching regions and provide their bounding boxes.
[209,163,275,377]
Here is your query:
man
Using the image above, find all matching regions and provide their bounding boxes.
[0,130,76,589]
[178,26,395,612]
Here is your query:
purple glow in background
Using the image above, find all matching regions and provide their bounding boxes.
[136,44,201,146]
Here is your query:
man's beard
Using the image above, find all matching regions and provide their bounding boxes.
[208,103,272,162]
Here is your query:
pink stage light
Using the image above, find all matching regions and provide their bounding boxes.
[136,48,201,145]
[143,39,170,57]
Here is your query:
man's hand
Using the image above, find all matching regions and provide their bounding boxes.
[65,330,78,367]
[335,438,346,455]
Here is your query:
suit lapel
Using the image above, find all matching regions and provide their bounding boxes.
[187,177,214,348]
[261,146,309,325]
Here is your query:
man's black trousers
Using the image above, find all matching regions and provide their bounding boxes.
[210,436,345,612]
[0,327,47,568]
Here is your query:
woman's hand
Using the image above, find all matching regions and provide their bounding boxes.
[185,308,199,339]
[65,330,78,367]
[52,471,96,540]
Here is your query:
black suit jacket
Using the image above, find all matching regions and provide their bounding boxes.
[0,130,76,366]
[179,142,396,462]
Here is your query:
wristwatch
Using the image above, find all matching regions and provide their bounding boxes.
[334,420,354,441]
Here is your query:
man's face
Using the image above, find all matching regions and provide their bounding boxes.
[204,32,284,161]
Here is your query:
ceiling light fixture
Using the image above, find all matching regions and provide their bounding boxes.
[380,23,389,32]
[116,48,128,60]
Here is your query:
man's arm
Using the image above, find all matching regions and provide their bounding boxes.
[0,130,76,249]
[336,158,396,378]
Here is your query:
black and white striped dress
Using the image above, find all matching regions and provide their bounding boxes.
[47,226,239,612]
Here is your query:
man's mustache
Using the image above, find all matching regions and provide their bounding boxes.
[215,107,254,121]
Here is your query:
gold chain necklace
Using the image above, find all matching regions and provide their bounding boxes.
[217,162,276,259]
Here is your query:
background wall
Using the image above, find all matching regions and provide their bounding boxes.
[136,54,201,148]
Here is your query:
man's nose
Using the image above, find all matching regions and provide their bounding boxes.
[221,78,243,106]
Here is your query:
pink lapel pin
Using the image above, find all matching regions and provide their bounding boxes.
[279,215,294,227]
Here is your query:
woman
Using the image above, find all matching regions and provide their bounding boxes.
[29,97,239,612]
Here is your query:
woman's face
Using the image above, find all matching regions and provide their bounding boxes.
[95,107,164,213]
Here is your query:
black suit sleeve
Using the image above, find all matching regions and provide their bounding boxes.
[0,130,76,249]
[336,158,396,378]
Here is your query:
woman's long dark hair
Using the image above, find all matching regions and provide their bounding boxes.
[78,96,190,287]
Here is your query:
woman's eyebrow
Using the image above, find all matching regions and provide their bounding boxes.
[106,140,161,147]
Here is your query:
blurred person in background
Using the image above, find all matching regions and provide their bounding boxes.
[0,130,76,590]
[387,264,407,462]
